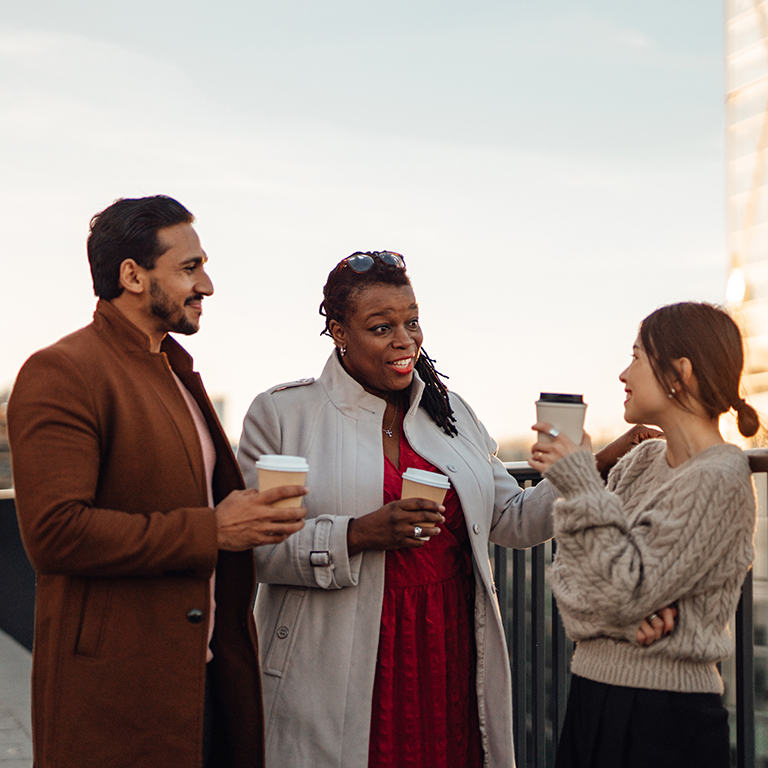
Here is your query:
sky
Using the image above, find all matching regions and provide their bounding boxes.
[1,0,729,445]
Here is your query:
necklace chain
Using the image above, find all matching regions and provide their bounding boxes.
[383,403,399,438]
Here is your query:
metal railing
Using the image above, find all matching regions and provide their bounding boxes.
[3,448,768,766]
[499,449,768,768]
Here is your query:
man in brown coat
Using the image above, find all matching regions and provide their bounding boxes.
[7,195,306,768]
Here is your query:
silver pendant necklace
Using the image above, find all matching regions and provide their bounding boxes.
[383,403,399,438]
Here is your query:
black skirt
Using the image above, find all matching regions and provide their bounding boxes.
[555,675,730,768]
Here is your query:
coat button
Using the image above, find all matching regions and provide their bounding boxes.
[186,608,204,624]
[472,524,480,535]
[447,464,458,472]
[276,626,290,639]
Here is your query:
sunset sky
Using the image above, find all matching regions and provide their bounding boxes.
[1,0,729,444]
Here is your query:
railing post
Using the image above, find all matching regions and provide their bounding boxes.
[512,548,527,767]
[735,571,755,768]
[531,544,547,767]
[550,540,570,752]
[494,544,509,650]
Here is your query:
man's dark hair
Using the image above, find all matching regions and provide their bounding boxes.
[87,195,195,299]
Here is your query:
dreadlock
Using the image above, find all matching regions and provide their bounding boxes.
[414,349,458,437]
[319,253,458,437]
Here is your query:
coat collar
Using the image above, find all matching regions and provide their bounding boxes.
[318,349,426,421]
[92,299,194,373]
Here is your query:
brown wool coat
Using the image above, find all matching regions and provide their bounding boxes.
[7,300,264,768]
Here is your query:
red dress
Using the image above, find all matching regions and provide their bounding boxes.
[367,432,484,768]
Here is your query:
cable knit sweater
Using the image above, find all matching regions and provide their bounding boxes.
[544,440,756,694]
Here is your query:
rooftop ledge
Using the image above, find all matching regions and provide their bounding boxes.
[505,447,768,475]
[2,448,768,501]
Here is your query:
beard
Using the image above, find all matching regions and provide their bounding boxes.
[149,278,200,336]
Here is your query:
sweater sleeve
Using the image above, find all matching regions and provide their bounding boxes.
[545,447,755,630]
[237,390,362,590]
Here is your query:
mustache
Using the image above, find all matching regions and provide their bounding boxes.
[184,294,204,306]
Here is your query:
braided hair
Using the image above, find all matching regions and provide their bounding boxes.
[319,253,458,437]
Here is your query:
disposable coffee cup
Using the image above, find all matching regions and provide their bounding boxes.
[401,467,451,540]
[256,454,309,508]
[535,393,587,444]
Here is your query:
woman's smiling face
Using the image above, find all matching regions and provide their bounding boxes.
[330,283,423,397]
[619,335,670,426]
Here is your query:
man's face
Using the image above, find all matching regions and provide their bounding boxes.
[146,223,213,337]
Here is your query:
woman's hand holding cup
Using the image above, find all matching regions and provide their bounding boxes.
[347,499,445,557]
[529,422,593,472]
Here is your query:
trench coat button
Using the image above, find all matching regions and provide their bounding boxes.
[186,608,204,624]
[472,524,480,535]
[276,626,290,639]
[447,464,458,472]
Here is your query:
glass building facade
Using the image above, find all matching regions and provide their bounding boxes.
[726,0,768,397]
[726,2,768,763]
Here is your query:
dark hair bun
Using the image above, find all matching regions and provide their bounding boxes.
[736,399,760,438]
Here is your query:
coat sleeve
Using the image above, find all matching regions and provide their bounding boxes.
[450,393,555,549]
[489,455,555,549]
[238,390,362,590]
[7,347,218,578]
[545,449,756,628]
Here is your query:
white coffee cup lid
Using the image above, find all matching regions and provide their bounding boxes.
[402,467,451,489]
[255,454,309,472]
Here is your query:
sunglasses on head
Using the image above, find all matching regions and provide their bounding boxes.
[341,251,406,273]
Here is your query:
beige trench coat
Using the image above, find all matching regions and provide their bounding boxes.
[238,352,555,768]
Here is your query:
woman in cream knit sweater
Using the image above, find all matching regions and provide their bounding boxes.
[529,302,760,768]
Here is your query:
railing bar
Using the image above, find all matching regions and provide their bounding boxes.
[531,544,546,768]
[735,571,755,768]
[511,548,527,768]
[550,539,570,752]
[494,544,509,653]
[551,601,569,750]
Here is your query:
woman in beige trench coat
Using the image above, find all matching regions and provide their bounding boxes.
[238,252,647,768]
